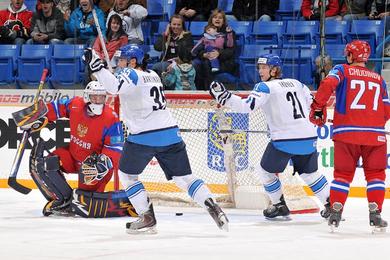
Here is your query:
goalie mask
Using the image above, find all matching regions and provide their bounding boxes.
[81,153,113,186]
[83,81,107,116]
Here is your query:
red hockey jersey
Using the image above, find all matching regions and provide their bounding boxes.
[46,97,123,163]
[0,4,32,33]
[315,64,390,145]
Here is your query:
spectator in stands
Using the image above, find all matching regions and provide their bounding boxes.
[340,0,371,21]
[175,0,218,21]
[0,0,33,44]
[192,9,237,90]
[93,14,128,65]
[369,0,390,19]
[313,54,333,89]
[153,14,194,77]
[64,0,106,46]
[301,0,341,20]
[162,46,196,91]
[232,0,279,21]
[27,0,65,44]
[107,0,147,44]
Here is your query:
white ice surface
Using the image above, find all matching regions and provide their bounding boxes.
[1,189,390,260]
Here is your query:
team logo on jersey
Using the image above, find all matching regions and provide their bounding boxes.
[77,123,88,137]
[207,112,249,172]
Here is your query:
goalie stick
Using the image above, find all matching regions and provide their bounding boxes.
[8,69,48,194]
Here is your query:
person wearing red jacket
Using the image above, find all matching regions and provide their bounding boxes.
[310,40,390,231]
[301,0,341,20]
[0,0,33,44]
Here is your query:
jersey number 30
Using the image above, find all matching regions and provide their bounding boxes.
[150,86,167,111]
[350,80,381,111]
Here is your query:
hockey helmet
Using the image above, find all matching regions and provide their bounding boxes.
[83,81,107,116]
[118,44,144,65]
[257,54,282,68]
[344,40,371,63]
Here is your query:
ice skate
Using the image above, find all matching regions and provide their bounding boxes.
[42,199,73,217]
[369,202,387,233]
[328,202,343,232]
[204,198,229,231]
[320,198,331,219]
[263,195,291,220]
[126,203,157,234]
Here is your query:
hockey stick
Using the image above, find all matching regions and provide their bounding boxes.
[8,69,48,194]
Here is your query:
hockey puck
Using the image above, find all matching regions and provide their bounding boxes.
[175,212,183,216]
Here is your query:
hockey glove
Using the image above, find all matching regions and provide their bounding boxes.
[81,153,113,185]
[82,48,106,73]
[309,101,327,127]
[209,81,232,106]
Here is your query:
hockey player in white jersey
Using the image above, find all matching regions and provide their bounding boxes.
[210,54,330,219]
[83,44,229,233]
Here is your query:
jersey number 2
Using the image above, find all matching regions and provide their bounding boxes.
[150,86,167,111]
[286,91,306,119]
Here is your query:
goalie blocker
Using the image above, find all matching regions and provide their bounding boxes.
[31,138,137,218]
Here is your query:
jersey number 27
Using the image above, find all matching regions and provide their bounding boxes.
[350,79,381,111]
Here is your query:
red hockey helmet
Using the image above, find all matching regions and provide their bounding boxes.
[344,40,371,62]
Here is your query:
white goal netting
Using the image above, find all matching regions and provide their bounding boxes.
[123,92,319,213]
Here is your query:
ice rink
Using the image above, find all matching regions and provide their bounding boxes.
[1,189,390,260]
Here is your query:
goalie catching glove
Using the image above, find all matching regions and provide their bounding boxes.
[209,81,232,106]
[81,152,113,185]
[309,100,327,127]
[82,48,106,73]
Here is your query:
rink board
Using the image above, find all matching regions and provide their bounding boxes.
[0,89,390,198]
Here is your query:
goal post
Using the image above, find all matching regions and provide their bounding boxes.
[120,91,319,213]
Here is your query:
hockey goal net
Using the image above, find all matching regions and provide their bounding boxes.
[121,92,319,213]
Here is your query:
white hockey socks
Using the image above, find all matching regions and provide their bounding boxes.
[300,172,330,205]
[256,166,283,204]
[119,170,149,214]
[172,175,213,207]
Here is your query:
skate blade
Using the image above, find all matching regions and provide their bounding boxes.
[218,215,229,232]
[371,226,386,234]
[265,215,292,221]
[126,225,158,235]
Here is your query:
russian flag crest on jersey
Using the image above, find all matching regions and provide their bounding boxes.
[327,64,390,145]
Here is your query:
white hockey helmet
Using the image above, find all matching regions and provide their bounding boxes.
[83,81,107,116]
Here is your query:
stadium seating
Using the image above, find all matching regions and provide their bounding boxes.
[218,0,234,15]
[142,21,152,45]
[275,0,302,21]
[346,20,384,55]
[147,0,168,21]
[228,21,253,46]
[0,45,20,87]
[152,21,170,43]
[250,21,285,45]
[188,21,208,41]
[325,44,346,64]
[49,45,84,89]
[282,20,319,45]
[24,0,37,11]
[17,44,52,89]
[315,20,349,44]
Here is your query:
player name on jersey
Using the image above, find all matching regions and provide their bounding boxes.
[348,68,381,80]
[142,75,161,83]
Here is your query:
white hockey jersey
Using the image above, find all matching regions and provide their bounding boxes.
[94,68,181,146]
[226,78,317,155]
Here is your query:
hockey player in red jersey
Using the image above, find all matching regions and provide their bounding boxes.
[29,81,134,217]
[310,40,390,231]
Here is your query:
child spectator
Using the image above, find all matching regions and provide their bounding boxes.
[162,47,196,90]
[93,14,128,65]
[106,0,148,44]
[301,0,341,20]
[28,0,65,44]
[0,0,33,44]
[175,0,217,21]
[192,24,228,72]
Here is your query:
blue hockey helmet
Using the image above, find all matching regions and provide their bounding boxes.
[257,54,282,68]
[118,44,144,65]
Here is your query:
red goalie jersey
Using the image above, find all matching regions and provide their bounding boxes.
[315,64,390,146]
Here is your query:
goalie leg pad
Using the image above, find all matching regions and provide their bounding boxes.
[71,189,137,218]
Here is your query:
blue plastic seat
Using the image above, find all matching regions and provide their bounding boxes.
[188,21,208,41]
[346,20,384,54]
[0,45,20,87]
[325,44,345,64]
[218,0,234,15]
[49,45,84,88]
[275,0,302,21]
[17,44,52,88]
[315,20,349,44]
[24,0,37,11]
[282,21,319,45]
[152,21,170,43]
[141,20,152,45]
[147,0,168,21]
[250,21,285,45]
[228,21,253,46]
